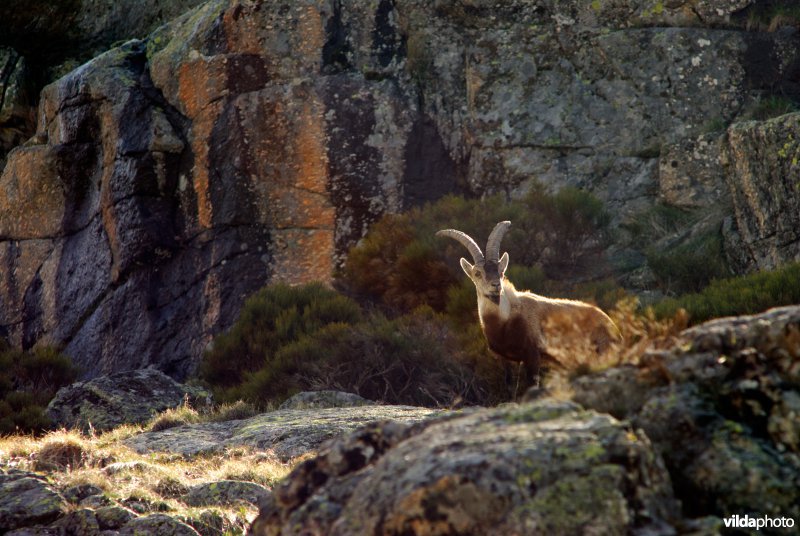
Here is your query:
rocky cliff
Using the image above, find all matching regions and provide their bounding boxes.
[2,0,800,378]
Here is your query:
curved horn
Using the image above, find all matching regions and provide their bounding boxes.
[485,221,511,262]
[436,229,484,265]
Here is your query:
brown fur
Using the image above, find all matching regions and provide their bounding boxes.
[481,311,544,386]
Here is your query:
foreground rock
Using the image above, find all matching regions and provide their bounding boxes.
[0,471,67,532]
[125,405,442,461]
[572,305,800,521]
[251,400,678,535]
[46,368,210,432]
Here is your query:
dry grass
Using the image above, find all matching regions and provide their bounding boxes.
[146,398,203,432]
[542,297,688,397]
[0,407,298,532]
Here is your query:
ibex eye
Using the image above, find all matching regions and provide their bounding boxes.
[474,271,482,277]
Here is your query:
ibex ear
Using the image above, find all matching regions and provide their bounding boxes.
[498,252,509,274]
[459,257,474,276]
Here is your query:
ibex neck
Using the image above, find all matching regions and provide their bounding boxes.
[478,281,513,320]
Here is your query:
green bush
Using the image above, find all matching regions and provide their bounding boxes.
[653,262,800,324]
[743,95,799,121]
[235,307,504,408]
[0,346,78,435]
[647,232,730,295]
[198,282,509,408]
[197,282,362,394]
[744,3,800,32]
[623,203,698,249]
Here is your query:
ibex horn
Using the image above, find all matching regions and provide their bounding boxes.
[436,229,484,265]
[485,221,511,263]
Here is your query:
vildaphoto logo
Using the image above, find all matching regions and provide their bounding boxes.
[723,514,796,531]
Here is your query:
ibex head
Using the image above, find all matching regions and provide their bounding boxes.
[437,221,511,304]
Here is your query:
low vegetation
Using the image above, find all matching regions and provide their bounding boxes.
[653,261,800,323]
[0,343,78,435]
[743,2,800,32]
[198,283,509,408]
[343,186,611,313]
[742,95,799,121]
[646,231,730,294]
[0,412,291,533]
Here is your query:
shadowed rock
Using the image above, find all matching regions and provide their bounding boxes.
[45,368,210,432]
[572,305,800,520]
[0,471,67,533]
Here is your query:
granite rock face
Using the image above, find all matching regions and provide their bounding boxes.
[0,1,206,169]
[250,400,678,535]
[723,114,800,272]
[45,368,211,432]
[1,0,800,377]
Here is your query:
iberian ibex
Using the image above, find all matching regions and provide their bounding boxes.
[436,221,620,388]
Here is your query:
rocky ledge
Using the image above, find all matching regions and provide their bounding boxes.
[2,305,798,535]
[251,305,800,534]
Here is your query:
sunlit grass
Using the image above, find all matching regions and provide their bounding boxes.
[0,405,298,532]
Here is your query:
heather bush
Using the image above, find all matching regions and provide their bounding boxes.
[198,283,509,408]
[197,282,362,395]
[653,262,800,324]
[0,346,78,435]
[647,232,730,295]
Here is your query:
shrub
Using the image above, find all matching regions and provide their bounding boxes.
[623,203,698,249]
[205,400,261,422]
[744,3,800,32]
[198,282,510,408]
[0,346,78,435]
[34,434,91,471]
[198,282,362,396]
[742,95,799,121]
[229,306,504,408]
[647,232,730,295]
[653,262,800,324]
[343,186,611,313]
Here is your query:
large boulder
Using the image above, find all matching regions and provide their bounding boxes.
[125,405,443,461]
[183,480,270,507]
[45,368,210,432]
[571,305,800,520]
[118,513,200,536]
[250,399,678,534]
[277,390,375,410]
[0,471,67,533]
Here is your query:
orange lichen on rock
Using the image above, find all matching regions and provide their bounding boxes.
[0,146,63,239]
